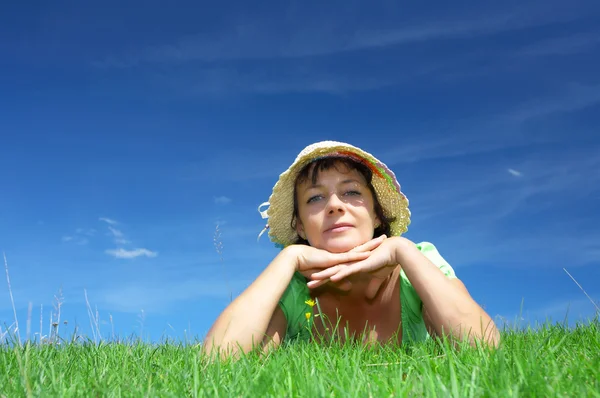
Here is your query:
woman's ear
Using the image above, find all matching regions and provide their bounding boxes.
[374,216,381,229]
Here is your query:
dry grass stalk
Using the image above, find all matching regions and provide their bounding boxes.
[84,289,99,344]
[39,304,43,344]
[214,224,232,302]
[3,252,21,345]
[563,268,600,313]
[26,302,32,342]
[51,288,64,343]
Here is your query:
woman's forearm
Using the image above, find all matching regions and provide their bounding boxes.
[395,238,500,347]
[202,247,298,357]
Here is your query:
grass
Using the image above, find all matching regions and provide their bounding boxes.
[0,319,599,397]
[2,250,599,397]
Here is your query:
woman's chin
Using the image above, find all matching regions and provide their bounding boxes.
[320,237,366,253]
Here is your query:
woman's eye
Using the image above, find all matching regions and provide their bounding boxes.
[307,195,322,203]
[345,190,361,196]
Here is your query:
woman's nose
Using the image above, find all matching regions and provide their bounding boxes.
[326,194,345,214]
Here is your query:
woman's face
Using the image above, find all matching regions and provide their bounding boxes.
[295,162,380,253]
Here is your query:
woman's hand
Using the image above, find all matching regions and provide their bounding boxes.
[307,236,406,299]
[291,243,372,282]
[298,235,387,291]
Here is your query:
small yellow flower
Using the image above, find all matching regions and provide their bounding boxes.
[305,312,312,320]
[305,298,316,307]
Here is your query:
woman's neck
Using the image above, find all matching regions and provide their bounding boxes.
[312,266,401,305]
[312,273,383,303]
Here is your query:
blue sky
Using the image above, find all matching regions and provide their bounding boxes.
[1,0,599,343]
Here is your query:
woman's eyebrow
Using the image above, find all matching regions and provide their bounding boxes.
[340,178,362,185]
[303,178,362,193]
[302,183,323,194]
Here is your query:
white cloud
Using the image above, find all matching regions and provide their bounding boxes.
[105,248,158,259]
[99,217,118,225]
[62,236,73,242]
[507,168,522,177]
[214,196,232,205]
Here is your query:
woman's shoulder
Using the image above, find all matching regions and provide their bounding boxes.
[411,241,457,279]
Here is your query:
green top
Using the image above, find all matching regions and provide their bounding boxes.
[278,241,457,343]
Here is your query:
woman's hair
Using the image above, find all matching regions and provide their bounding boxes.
[291,156,396,245]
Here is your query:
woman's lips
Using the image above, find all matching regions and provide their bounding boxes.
[325,225,353,233]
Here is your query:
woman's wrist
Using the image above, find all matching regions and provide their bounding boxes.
[280,244,302,272]
[390,236,413,264]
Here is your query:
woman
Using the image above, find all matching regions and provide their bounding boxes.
[203,141,500,357]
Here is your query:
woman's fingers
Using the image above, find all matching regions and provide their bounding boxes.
[329,258,376,282]
[299,268,318,278]
[306,278,328,289]
[310,264,347,280]
[307,277,352,290]
[298,248,370,272]
[310,251,370,270]
[332,250,371,265]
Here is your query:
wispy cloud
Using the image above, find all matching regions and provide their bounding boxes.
[105,248,158,259]
[61,228,93,245]
[183,82,598,183]
[62,236,89,245]
[99,217,118,225]
[382,84,600,165]
[107,226,130,245]
[407,142,600,269]
[504,83,600,123]
[214,196,232,205]
[153,65,404,97]
[508,169,523,177]
[519,32,600,57]
[94,2,586,68]
[415,157,564,222]
[76,228,96,236]
[350,6,581,50]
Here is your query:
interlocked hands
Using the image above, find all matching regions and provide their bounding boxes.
[294,235,404,299]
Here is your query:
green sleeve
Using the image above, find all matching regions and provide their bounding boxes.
[401,241,458,342]
[278,271,312,342]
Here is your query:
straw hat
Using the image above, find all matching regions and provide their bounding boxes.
[258,141,410,247]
